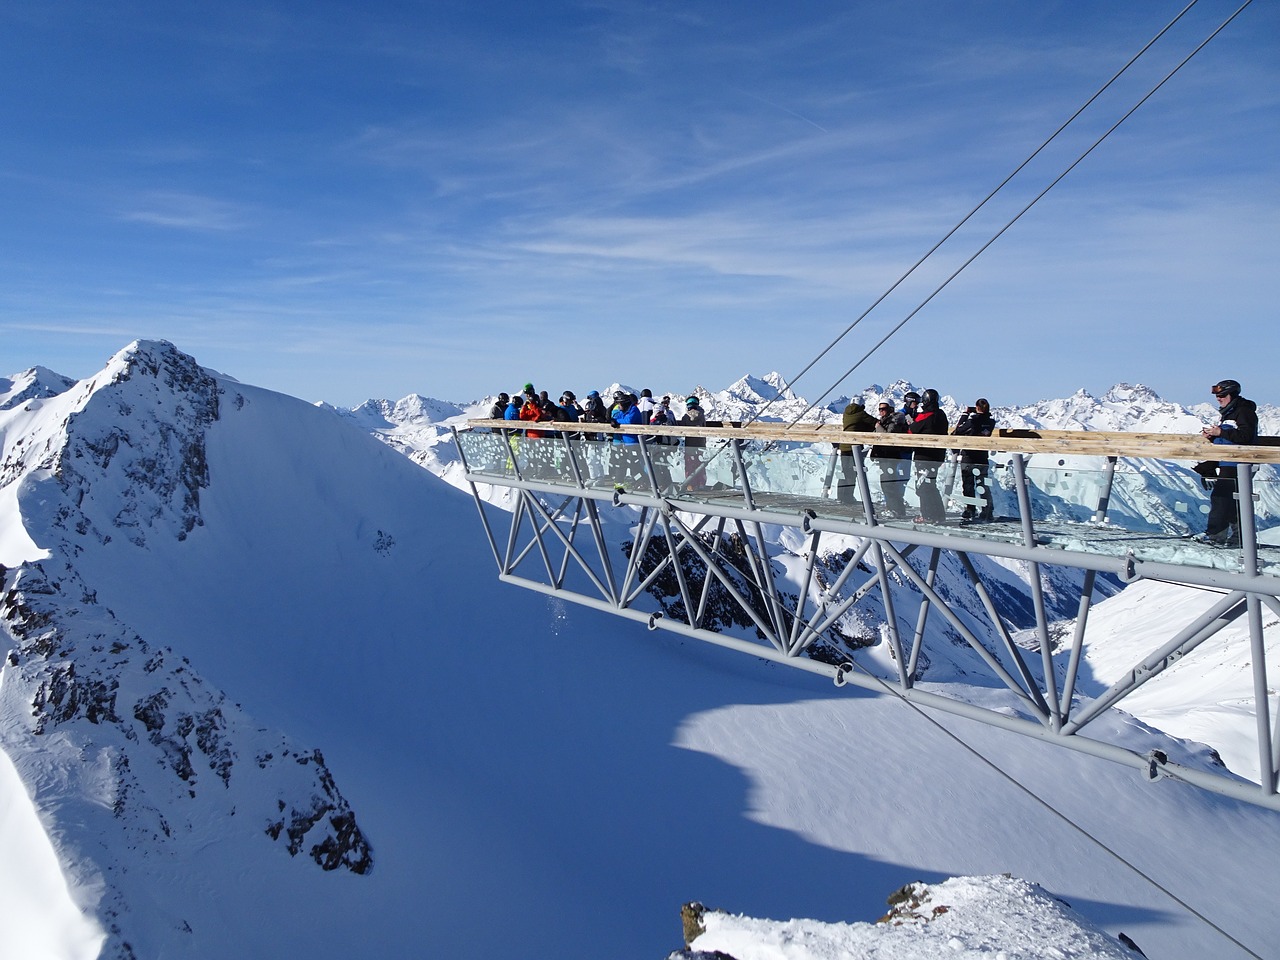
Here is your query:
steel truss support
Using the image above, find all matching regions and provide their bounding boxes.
[454,427,1280,812]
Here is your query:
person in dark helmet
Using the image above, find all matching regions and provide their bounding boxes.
[559,390,582,423]
[909,388,949,523]
[953,398,996,523]
[902,391,921,422]
[1198,378,1258,546]
[637,388,656,424]
[504,393,523,420]
[580,390,608,441]
[610,391,644,443]
[679,396,707,491]
[489,392,510,421]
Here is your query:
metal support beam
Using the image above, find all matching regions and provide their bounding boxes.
[457,424,1280,812]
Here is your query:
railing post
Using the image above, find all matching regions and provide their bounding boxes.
[1093,455,1118,523]
[731,438,756,511]
[1010,453,1062,730]
[851,444,876,524]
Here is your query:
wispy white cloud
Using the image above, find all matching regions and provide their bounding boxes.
[118,191,250,232]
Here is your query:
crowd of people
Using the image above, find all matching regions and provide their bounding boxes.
[487,383,708,490]
[837,389,996,525]
[488,383,704,443]
[484,377,1259,536]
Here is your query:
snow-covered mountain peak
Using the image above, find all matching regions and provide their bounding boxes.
[722,372,796,406]
[349,394,465,429]
[1101,382,1161,405]
[0,338,221,558]
[0,365,78,411]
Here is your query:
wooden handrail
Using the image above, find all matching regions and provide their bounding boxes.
[464,419,1280,464]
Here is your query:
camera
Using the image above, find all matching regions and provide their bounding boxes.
[965,406,976,414]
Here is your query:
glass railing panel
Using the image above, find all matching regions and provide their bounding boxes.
[456,429,519,482]
[1009,454,1280,571]
[655,439,748,499]
[737,441,830,498]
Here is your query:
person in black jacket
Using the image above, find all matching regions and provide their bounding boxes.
[909,388,949,522]
[953,398,996,523]
[871,400,910,517]
[1199,378,1259,545]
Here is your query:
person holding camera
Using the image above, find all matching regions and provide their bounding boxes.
[953,398,996,523]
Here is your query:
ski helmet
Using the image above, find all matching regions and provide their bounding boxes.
[1212,379,1241,398]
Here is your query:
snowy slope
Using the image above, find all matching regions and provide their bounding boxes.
[2,343,1279,960]
[683,875,1137,959]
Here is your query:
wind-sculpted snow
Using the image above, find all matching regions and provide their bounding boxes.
[681,875,1139,959]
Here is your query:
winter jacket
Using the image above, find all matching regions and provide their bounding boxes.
[611,403,646,443]
[838,402,877,454]
[909,404,949,463]
[504,400,522,421]
[680,406,707,448]
[519,400,545,438]
[581,396,607,423]
[871,410,909,461]
[953,410,996,464]
[1211,396,1259,467]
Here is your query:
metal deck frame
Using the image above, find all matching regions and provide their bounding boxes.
[455,423,1280,811]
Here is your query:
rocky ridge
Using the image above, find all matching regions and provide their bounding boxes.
[0,340,373,959]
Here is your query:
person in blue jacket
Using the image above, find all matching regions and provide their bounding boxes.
[609,392,647,486]
[1200,378,1259,545]
[610,391,645,442]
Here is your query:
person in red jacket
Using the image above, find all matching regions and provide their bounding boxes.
[910,388,949,523]
[518,394,544,438]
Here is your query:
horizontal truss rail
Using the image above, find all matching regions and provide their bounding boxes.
[454,426,1280,813]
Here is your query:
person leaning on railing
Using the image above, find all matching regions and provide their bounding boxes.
[953,398,996,524]
[909,388,949,523]
[680,396,707,491]
[837,400,877,505]
[871,400,910,518]
[1198,378,1259,546]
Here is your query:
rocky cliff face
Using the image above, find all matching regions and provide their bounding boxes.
[0,340,372,959]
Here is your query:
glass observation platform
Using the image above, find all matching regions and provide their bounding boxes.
[457,420,1280,582]
[455,419,1280,810]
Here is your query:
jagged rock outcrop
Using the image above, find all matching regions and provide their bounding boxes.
[0,341,376,957]
[1,560,372,878]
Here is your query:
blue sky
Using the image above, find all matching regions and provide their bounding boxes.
[2,0,1277,409]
